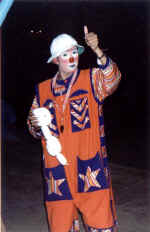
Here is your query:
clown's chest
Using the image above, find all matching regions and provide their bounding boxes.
[49,74,99,137]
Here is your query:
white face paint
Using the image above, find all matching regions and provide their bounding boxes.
[60,48,78,60]
[58,46,79,77]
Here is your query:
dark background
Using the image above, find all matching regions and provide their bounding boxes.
[2,1,150,169]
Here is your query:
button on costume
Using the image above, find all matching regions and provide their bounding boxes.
[27,32,121,232]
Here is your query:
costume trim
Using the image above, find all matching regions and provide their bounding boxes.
[90,68,104,105]
[98,56,110,70]
[35,85,40,106]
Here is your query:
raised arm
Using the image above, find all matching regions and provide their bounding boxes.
[84,25,121,102]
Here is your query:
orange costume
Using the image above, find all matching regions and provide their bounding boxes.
[27,57,121,232]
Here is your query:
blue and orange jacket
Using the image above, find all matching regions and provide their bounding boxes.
[27,57,121,200]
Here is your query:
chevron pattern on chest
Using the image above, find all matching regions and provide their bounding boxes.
[70,97,91,132]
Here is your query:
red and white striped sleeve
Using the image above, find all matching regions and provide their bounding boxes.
[91,57,121,103]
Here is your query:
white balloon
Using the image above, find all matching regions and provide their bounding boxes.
[32,107,68,165]
[33,107,52,127]
[56,153,68,165]
[46,136,62,155]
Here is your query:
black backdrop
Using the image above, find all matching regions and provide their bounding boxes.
[2,1,150,169]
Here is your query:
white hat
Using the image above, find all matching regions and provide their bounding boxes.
[47,33,84,63]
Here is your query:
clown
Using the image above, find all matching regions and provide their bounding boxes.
[27,26,121,232]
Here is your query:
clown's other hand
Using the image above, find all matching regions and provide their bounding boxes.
[28,109,41,130]
[84,25,99,53]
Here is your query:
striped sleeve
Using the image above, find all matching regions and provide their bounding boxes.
[91,57,121,103]
[27,94,42,139]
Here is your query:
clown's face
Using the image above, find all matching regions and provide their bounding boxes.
[57,46,79,78]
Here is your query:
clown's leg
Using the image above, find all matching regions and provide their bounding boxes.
[46,200,80,232]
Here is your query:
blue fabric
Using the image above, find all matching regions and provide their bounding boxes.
[98,56,110,70]
[44,165,72,201]
[51,69,80,97]
[103,157,109,168]
[100,136,106,146]
[70,89,88,98]
[86,225,115,232]
[99,115,104,125]
[70,97,91,132]
[78,152,109,193]
[43,99,59,136]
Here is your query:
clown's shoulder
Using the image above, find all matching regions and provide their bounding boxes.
[38,78,52,88]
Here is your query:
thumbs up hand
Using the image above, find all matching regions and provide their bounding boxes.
[84,25,107,64]
[84,25,99,53]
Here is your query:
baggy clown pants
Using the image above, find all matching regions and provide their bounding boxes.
[43,140,117,232]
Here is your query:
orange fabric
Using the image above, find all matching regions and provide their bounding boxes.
[46,201,76,232]
[39,70,101,194]
[38,69,117,231]
[75,190,114,228]
[46,189,115,232]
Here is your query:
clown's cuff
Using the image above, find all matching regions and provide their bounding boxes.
[97,56,110,70]
[27,118,42,139]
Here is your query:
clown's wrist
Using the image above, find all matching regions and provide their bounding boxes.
[94,46,103,56]
[97,54,107,65]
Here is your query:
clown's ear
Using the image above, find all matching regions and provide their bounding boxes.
[52,58,59,65]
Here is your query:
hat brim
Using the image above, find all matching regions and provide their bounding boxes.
[47,45,85,63]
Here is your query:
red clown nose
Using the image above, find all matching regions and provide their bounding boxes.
[69,57,74,63]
